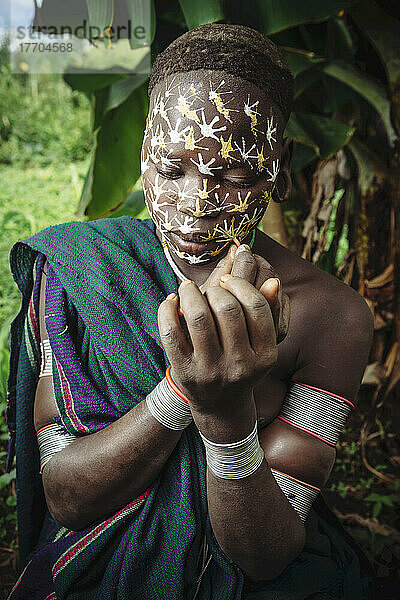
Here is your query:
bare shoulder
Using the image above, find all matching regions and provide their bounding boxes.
[254,230,374,401]
[254,228,373,329]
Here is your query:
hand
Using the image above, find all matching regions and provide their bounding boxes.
[200,243,290,344]
[158,278,278,417]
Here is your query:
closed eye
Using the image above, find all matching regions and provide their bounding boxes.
[156,169,183,180]
[223,175,263,188]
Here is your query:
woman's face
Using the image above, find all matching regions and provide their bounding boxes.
[141,71,284,265]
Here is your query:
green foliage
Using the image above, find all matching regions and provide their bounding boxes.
[0,162,88,330]
[45,0,398,218]
[0,157,88,575]
[365,492,400,518]
[321,59,396,143]
[178,0,224,30]
[0,66,92,167]
[329,417,400,592]
[1,2,400,593]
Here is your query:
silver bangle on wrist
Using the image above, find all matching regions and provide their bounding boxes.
[198,421,265,479]
[145,366,192,431]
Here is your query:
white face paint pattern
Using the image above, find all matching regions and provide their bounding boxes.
[141,77,280,264]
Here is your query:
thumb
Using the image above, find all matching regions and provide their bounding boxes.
[260,278,280,305]
[205,245,236,287]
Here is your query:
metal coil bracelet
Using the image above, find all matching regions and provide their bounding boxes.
[278,382,354,447]
[198,421,265,480]
[145,366,192,430]
[39,338,53,377]
[37,423,79,474]
[270,468,320,522]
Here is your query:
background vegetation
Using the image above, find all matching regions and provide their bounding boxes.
[1,1,399,597]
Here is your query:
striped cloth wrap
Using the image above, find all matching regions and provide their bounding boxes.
[5,216,376,599]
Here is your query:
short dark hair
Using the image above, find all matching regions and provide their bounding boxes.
[148,23,294,123]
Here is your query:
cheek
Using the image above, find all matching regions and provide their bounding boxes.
[142,171,180,218]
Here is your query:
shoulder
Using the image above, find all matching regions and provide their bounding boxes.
[255,230,373,402]
[255,227,373,332]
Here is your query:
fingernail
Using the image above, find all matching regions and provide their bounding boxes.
[220,274,233,282]
[274,277,281,291]
[180,279,193,288]
[166,293,177,300]
[236,244,251,254]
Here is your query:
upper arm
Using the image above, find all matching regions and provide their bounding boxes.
[33,258,60,433]
[259,286,374,491]
[292,285,374,402]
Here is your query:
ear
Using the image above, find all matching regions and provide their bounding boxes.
[273,137,293,203]
[281,136,293,172]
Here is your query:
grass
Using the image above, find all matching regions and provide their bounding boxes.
[0,161,89,329]
[0,160,89,594]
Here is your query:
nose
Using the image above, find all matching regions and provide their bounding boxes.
[176,177,222,218]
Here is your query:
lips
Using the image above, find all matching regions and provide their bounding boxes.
[169,231,216,254]
[171,232,210,243]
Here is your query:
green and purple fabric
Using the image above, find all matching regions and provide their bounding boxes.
[5,216,375,599]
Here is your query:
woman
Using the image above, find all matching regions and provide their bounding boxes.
[5,23,376,599]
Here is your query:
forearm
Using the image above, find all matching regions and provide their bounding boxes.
[259,419,336,488]
[43,400,183,531]
[191,397,306,583]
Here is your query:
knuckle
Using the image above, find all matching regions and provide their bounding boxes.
[236,254,256,268]
[227,357,251,383]
[215,300,241,317]
[159,325,178,343]
[188,310,208,329]
[249,296,267,311]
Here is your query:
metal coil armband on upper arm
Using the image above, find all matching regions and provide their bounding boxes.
[270,382,354,522]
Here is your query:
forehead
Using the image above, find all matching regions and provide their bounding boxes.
[147,70,283,142]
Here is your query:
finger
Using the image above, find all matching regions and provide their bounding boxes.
[205,285,251,355]
[259,278,280,340]
[277,291,290,343]
[204,244,236,288]
[219,276,276,354]
[259,282,290,344]
[230,245,257,283]
[179,280,221,357]
[253,255,277,290]
[158,293,193,362]
[259,277,280,305]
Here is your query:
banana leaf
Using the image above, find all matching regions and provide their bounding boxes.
[321,59,397,144]
[292,143,318,171]
[126,0,156,48]
[105,189,146,218]
[33,0,88,31]
[64,73,126,94]
[255,0,358,35]
[82,82,148,218]
[286,111,355,158]
[85,0,114,38]
[350,0,400,88]
[178,0,224,30]
[283,48,324,77]
[347,135,387,195]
